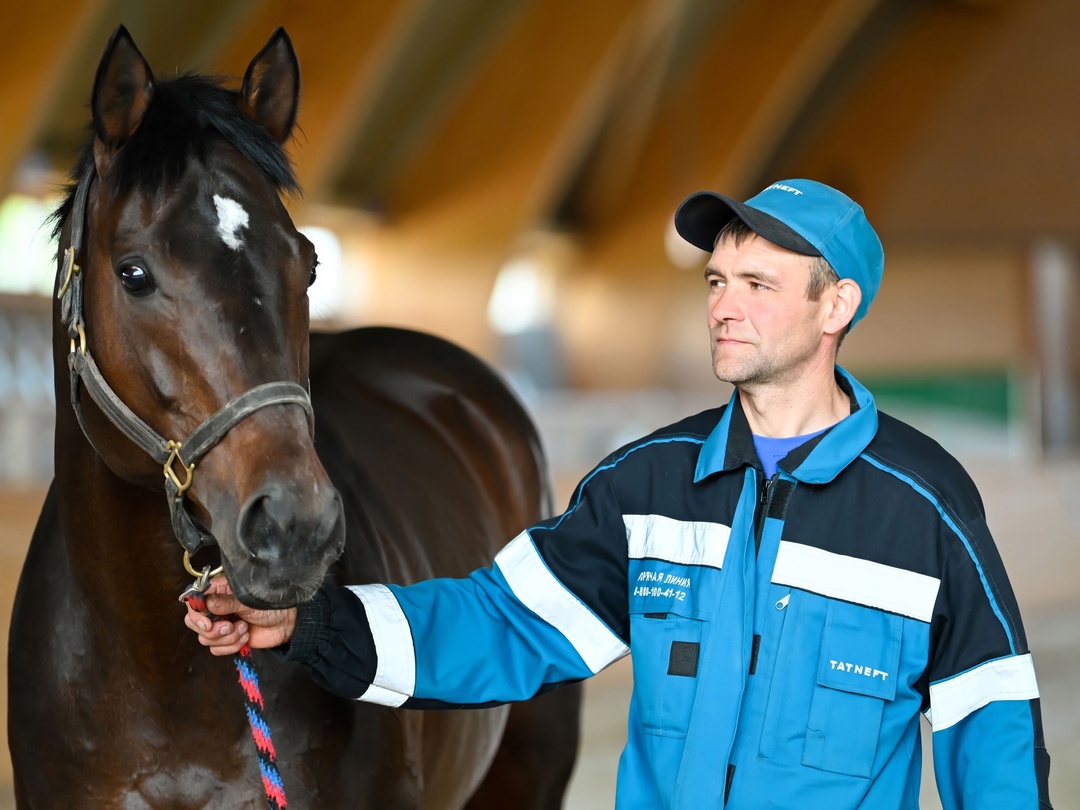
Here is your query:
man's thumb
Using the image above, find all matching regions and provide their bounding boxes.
[206,593,240,615]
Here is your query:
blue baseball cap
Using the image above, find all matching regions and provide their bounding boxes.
[674,179,884,328]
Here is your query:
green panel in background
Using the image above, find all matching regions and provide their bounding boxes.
[858,369,1015,423]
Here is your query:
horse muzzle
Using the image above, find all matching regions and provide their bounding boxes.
[224,481,346,608]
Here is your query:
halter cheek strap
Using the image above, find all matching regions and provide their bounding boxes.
[58,165,315,555]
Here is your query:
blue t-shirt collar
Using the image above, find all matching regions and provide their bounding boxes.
[753,429,828,479]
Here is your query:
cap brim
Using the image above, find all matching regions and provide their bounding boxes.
[674,191,822,257]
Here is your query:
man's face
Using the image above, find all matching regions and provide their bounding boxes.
[705,233,833,389]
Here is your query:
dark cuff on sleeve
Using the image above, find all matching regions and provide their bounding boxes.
[282,587,332,664]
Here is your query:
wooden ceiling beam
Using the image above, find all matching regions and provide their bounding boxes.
[526,0,886,243]
[541,0,737,231]
[382,0,654,242]
[707,0,886,195]
[577,0,892,248]
[323,0,532,210]
[767,0,1013,224]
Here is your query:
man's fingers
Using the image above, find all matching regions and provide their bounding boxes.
[183,575,255,655]
[197,633,250,656]
[184,608,211,633]
[185,606,247,645]
[195,620,248,653]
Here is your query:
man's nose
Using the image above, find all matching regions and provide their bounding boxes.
[709,288,743,322]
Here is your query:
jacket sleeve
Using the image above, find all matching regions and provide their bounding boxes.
[284,462,632,708]
[927,517,1052,809]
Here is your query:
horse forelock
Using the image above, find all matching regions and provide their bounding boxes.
[51,73,301,240]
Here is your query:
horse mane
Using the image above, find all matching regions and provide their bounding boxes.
[51,73,301,239]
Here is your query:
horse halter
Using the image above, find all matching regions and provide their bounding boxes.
[57,165,316,560]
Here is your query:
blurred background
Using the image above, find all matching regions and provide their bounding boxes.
[1,0,1078,806]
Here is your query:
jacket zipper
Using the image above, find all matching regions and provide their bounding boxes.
[754,471,777,556]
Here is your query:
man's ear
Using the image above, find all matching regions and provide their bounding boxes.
[825,278,862,336]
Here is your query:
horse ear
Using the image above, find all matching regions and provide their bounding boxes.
[239,28,300,143]
[91,25,155,175]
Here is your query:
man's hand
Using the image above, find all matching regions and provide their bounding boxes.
[184,576,297,656]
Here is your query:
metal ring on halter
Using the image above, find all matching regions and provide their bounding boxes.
[183,549,224,580]
[57,248,79,299]
[69,324,86,356]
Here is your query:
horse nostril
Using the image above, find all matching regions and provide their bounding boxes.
[237,483,344,566]
[237,484,294,562]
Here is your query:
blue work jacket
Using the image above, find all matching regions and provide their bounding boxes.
[290,367,1052,809]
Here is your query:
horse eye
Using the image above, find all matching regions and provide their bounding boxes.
[115,263,152,295]
[308,257,319,288]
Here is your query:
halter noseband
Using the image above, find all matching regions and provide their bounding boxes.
[58,165,315,555]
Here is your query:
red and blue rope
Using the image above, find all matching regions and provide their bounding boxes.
[184,590,287,809]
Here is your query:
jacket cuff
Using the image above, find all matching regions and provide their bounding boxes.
[282,587,331,663]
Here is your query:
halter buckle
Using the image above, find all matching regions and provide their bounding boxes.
[164,440,195,496]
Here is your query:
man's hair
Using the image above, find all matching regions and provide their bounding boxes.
[807,255,841,302]
[714,217,847,342]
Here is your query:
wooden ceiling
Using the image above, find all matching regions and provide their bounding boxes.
[7,0,1077,236]
[2,0,1078,384]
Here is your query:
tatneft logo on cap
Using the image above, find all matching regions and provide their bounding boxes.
[765,183,804,196]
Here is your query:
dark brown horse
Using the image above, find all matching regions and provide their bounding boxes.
[8,26,580,809]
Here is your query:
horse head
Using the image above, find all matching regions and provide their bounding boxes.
[57,26,345,608]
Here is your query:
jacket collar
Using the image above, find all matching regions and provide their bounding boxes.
[694,366,878,485]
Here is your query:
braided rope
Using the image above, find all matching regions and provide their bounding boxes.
[184,591,288,809]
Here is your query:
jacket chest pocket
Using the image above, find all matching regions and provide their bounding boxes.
[803,601,902,777]
[759,593,902,779]
[629,611,705,738]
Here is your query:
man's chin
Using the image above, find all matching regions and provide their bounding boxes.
[714,364,774,389]
[714,374,741,388]
[711,358,754,386]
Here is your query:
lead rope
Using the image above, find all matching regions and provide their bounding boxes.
[181,569,288,810]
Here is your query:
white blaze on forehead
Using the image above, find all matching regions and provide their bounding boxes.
[213,195,249,251]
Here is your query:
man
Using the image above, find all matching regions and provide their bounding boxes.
[188,179,1052,808]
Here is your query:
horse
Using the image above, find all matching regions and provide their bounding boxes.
[7,26,581,809]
